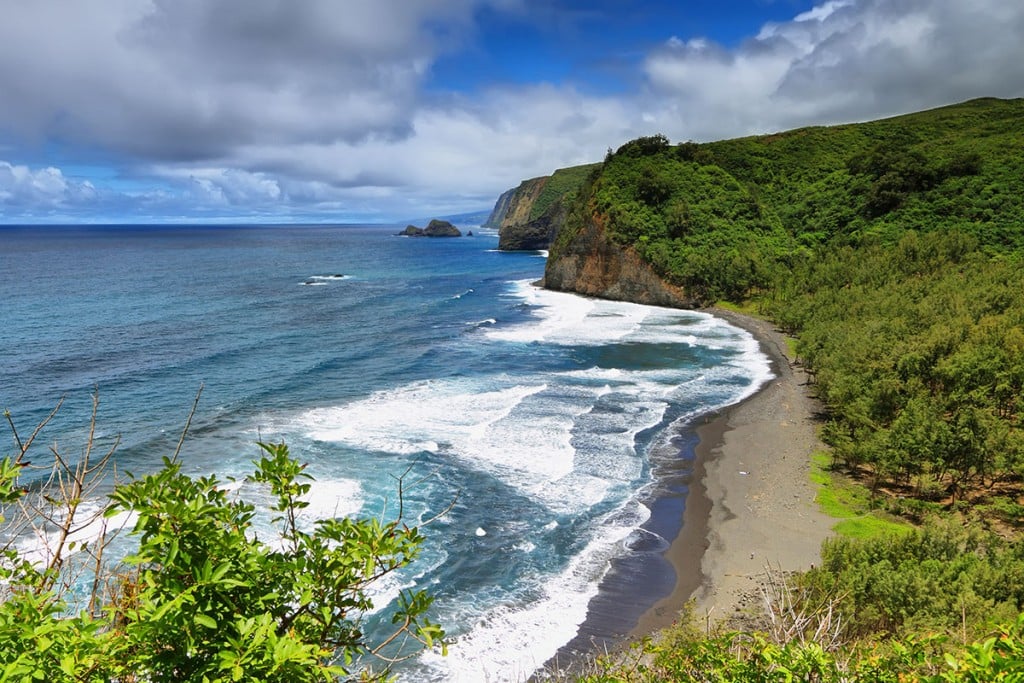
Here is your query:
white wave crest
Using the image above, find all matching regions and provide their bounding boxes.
[413,500,651,682]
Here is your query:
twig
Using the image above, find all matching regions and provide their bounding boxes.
[172,385,203,464]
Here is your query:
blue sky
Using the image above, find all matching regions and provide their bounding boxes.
[1,0,1022,224]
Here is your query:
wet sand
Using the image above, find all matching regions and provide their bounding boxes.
[632,308,834,635]
[541,308,834,678]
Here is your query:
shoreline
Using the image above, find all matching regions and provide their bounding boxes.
[542,307,833,676]
[632,307,833,636]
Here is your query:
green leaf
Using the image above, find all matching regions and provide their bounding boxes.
[195,613,217,630]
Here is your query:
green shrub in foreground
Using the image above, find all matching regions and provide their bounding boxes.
[0,408,444,682]
[577,615,1024,682]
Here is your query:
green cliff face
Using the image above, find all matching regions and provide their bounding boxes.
[490,164,599,251]
[482,187,517,228]
[534,96,1024,533]
[531,97,1024,680]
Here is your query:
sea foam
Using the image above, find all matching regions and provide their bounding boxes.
[414,500,650,682]
[288,278,772,680]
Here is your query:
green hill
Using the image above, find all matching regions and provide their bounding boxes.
[551,96,1024,519]
[553,97,1024,301]
[554,96,1024,682]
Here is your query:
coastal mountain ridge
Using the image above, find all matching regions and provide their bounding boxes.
[490,96,1024,306]
[487,164,600,250]
[482,95,1024,678]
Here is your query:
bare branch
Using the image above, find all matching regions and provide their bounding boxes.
[172,385,203,464]
[6,396,64,461]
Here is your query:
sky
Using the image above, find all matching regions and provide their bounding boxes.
[1,0,1023,224]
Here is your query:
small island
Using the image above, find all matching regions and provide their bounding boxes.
[397,218,462,237]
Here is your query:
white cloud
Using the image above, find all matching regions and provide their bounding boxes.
[0,161,96,207]
[0,0,1022,221]
[0,0,480,157]
[642,0,1024,141]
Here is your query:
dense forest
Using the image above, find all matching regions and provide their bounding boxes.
[550,97,1024,680]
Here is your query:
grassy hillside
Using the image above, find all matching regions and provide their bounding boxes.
[555,98,1024,518]
[704,97,1024,249]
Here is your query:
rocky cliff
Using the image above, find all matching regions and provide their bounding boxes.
[497,195,568,251]
[486,161,697,306]
[500,176,550,229]
[491,164,599,251]
[482,187,517,228]
[543,213,697,308]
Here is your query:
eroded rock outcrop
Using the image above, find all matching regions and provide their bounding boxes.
[500,177,549,229]
[398,219,462,237]
[492,164,599,251]
[483,187,517,228]
[497,198,567,251]
[543,214,697,308]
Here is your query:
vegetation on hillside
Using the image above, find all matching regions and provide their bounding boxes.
[5,98,1024,680]
[558,97,1024,516]
[550,97,1024,680]
[528,164,602,223]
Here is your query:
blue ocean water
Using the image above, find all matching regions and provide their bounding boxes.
[0,224,771,681]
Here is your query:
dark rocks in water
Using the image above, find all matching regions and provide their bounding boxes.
[467,230,474,236]
[397,219,462,237]
[424,219,461,237]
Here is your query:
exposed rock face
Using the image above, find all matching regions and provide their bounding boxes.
[495,176,552,250]
[483,187,517,228]
[544,214,697,308]
[497,198,567,251]
[500,177,549,229]
[495,164,599,251]
[398,219,462,237]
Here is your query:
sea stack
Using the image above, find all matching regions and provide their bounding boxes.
[398,219,462,237]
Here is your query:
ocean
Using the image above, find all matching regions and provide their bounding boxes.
[0,224,771,681]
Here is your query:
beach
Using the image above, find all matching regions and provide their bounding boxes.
[631,308,834,635]
[542,307,835,679]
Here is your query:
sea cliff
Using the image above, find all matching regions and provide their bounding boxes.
[490,164,599,252]
[542,213,697,308]
[489,162,699,307]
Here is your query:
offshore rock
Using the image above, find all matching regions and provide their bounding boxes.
[543,214,697,308]
[424,219,462,237]
[398,219,462,237]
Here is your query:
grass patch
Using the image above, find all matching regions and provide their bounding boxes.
[714,299,760,316]
[783,336,799,359]
[811,451,912,539]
